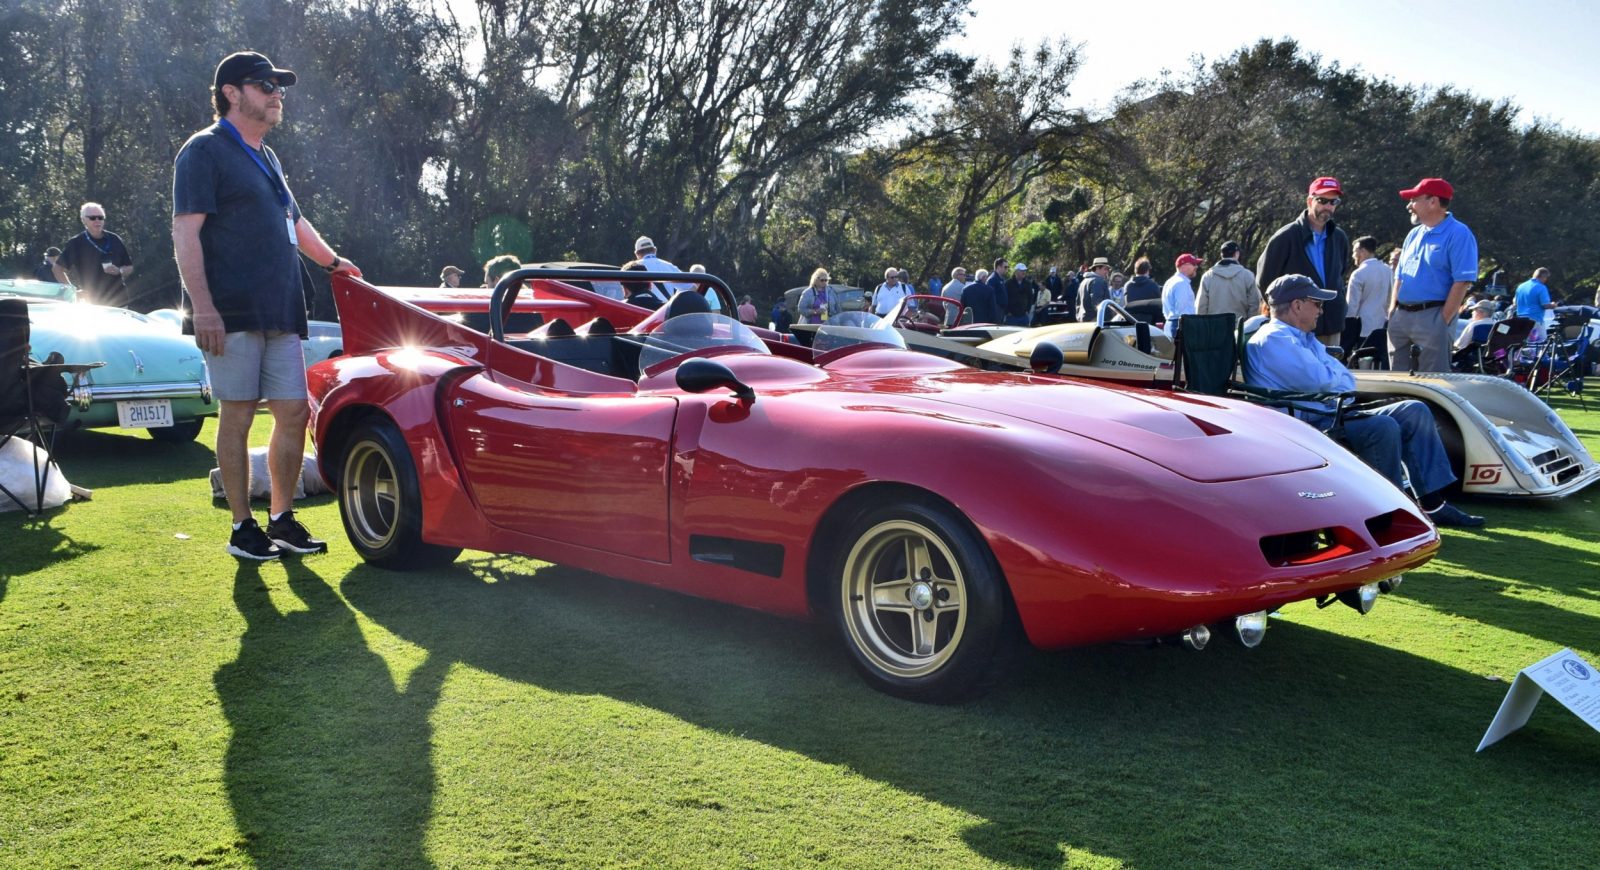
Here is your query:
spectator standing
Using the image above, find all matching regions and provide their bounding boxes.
[1388,177,1478,372]
[1244,275,1483,527]
[736,295,758,324]
[1003,263,1037,325]
[1196,241,1261,322]
[1044,266,1064,302]
[1123,258,1161,305]
[1161,253,1202,338]
[988,258,1010,317]
[1078,257,1112,320]
[33,247,61,283]
[942,267,969,300]
[1513,267,1557,341]
[872,267,912,316]
[798,268,836,324]
[1257,176,1352,347]
[1344,236,1392,368]
[439,265,463,288]
[962,268,1001,324]
[927,275,943,297]
[173,50,359,560]
[54,202,134,307]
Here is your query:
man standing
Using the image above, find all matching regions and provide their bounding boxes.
[987,258,1010,317]
[1123,258,1161,305]
[1044,266,1064,303]
[872,267,911,316]
[54,202,134,307]
[32,247,61,283]
[961,268,1000,324]
[1345,236,1392,368]
[1077,257,1112,321]
[941,267,969,300]
[1196,241,1260,322]
[633,235,716,310]
[1161,253,1202,338]
[1245,275,1484,528]
[439,265,463,288]
[1513,267,1557,342]
[1388,178,1478,372]
[1003,263,1036,325]
[1257,177,1351,347]
[173,51,359,560]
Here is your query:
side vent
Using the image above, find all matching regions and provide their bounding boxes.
[689,535,785,578]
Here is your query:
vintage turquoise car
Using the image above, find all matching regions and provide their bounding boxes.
[1,278,214,441]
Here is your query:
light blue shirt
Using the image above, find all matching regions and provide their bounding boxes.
[1513,278,1551,320]
[1244,317,1353,424]
[1161,272,1195,338]
[1396,214,1478,303]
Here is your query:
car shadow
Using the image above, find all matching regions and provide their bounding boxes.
[215,559,440,868]
[334,557,1600,868]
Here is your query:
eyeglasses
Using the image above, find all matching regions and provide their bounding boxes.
[241,78,290,95]
[1313,196,1342,206]
[85,215,106,221]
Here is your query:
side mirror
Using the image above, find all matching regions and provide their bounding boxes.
[676,357,755,403]
[1029,341,1064,374]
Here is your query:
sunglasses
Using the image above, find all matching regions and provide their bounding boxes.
[85,215,105,221]
[241,78,290,95]
[1313,196,1342,206]
[1299,297,1325,309]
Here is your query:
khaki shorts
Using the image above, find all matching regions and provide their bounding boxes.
[203,330,307,402]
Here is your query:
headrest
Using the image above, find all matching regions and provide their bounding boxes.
[665,290,711,319]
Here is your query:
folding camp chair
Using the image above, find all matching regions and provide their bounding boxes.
[0,299,102,515]
[1473,316,1535,377]
[1520,314,1592,409]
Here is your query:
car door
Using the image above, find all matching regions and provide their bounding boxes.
[444,371,677,562]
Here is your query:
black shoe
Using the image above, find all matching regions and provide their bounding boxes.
[228,518,283,561]
[1428,502,1486,529]
[267,510,329,554]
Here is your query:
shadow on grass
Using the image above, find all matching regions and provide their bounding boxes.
[53,428,216,489]
[215,559,441,868]
[0,511,100,605]
[338,558,1600,868]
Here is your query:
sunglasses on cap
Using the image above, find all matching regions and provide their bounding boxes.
[240,78,290,95]
[1313,196,1342,206]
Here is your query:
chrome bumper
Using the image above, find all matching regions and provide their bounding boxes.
[72,378,213,411]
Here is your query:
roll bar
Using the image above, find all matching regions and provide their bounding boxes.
[488,268,736,341]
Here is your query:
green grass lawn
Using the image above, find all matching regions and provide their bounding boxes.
[3,397,1598,868]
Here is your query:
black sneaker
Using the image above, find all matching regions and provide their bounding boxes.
[1427,502,1487,529]
[267,510,329,554]
[229,518,283,561]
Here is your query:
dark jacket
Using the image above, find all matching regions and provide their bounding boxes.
[1257,211,1351,335]
[1005,276,1038,317]
[1045,274,1064,297]
[962,280,1002,324]
[987,271,1008,314]
[1123,274,1161,304]
[1077,274,1110,320]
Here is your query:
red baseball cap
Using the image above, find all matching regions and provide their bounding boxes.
[1399,177,1454,200]
[1308,176,1343,197]
[1175,253,1203,269]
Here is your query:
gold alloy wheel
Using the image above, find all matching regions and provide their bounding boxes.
[342,439,400,553]
[840,518,969,678]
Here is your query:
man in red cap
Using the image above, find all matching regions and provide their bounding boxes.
[1256,176,1352,347]
[1387,177,1477,372]
[1160,252,1202,338]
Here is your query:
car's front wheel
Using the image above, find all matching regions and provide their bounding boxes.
[831,498,1019,703]
[338,418,461,569]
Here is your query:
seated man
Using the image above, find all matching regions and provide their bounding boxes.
[1246,275,1485,528]
[1451,298,1498,370]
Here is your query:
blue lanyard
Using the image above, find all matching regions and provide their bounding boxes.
[216,118,292,213]
[81,231,113,256]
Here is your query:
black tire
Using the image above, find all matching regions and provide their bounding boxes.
[148,418,204,442]
[337,418,461,569]
[830,498,1020,703]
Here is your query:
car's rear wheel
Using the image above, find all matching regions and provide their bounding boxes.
[832,498,1019,703]
[148,419,204,442]
[338,418,461,569]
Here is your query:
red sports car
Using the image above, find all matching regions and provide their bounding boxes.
[308,269,1438,702]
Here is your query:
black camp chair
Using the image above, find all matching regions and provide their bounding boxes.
[0,299,102,515]
[1173,312,1359,439]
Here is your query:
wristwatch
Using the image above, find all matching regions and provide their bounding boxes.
[322,255,340,274]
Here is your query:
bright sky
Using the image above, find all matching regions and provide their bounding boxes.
[954,0,1600,136]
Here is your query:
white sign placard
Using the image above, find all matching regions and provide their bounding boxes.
[1477,648,1600,752]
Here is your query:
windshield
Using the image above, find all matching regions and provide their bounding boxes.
[0,278,74,302]
[813,311,907,355]
[639,313,769,370]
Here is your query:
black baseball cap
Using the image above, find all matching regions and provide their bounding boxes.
[1220,240,1241,257]
[214,51,297,90]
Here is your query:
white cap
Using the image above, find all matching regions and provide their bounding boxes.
[1014,263,1028,271]
[634,236,655,252]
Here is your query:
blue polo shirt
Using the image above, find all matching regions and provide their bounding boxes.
[1395,214,1478,304]
[1513,277,1551,320]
